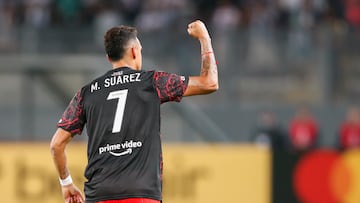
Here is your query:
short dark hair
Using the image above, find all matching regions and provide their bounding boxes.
[104,26,138,61]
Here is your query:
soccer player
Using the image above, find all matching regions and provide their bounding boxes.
[50,20,218,203]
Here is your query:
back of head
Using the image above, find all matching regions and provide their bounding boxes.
[104,26,138,62]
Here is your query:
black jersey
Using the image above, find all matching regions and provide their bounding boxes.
[57,67,188,203]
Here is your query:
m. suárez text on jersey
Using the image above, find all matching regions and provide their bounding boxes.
[91,72,141,93]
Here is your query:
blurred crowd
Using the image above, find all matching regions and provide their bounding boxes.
[252,106,360,152]
[0,0,359,61]
[0,0,358,64]
[0,0,359,31]
[0,0,359,54]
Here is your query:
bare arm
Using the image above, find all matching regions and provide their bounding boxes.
[50,128,84,203]
[184,20,219,96]
[50,128,73,179]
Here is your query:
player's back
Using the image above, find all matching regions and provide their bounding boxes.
[80,67,162,202]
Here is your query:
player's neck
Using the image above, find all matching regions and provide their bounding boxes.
[111,60,138,70]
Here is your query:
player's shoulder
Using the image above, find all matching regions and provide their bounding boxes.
[82,74,104,90]
[145,69,181,82]
[78,70,111,95]
[152,69,173,78]
[138,68,157,79]
[152,70,186,81]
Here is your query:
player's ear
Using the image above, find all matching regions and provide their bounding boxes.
[106,54,112,63]
[131,47,136,59]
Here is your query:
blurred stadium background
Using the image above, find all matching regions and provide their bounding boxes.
[0,0,360,203]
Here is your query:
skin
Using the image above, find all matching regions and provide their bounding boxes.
[185,20,219,96]
[50,128,85,203]
[50,20,218,203]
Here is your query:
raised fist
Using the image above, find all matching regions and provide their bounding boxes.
[187,20,210,40]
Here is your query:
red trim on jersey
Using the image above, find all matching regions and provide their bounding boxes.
[57,90,85,135]
[97,198,160,203]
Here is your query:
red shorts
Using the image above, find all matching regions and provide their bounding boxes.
[97,198,160,203]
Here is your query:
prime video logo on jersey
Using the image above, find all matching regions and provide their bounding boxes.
[98,140,143,156]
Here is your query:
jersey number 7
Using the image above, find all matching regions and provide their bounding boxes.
[107,89,128,133]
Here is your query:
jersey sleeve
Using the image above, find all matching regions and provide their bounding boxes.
[57,90,86,135]
[153,71,189,103]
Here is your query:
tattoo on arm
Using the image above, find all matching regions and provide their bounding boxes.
[200,39,218,81]
[201,54,217,76]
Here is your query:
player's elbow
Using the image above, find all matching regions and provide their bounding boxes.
[209,82,219,92]
[50,134,66,156]
[204,80,219,93]
[50,139,61,155]
[50,128,73,155]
